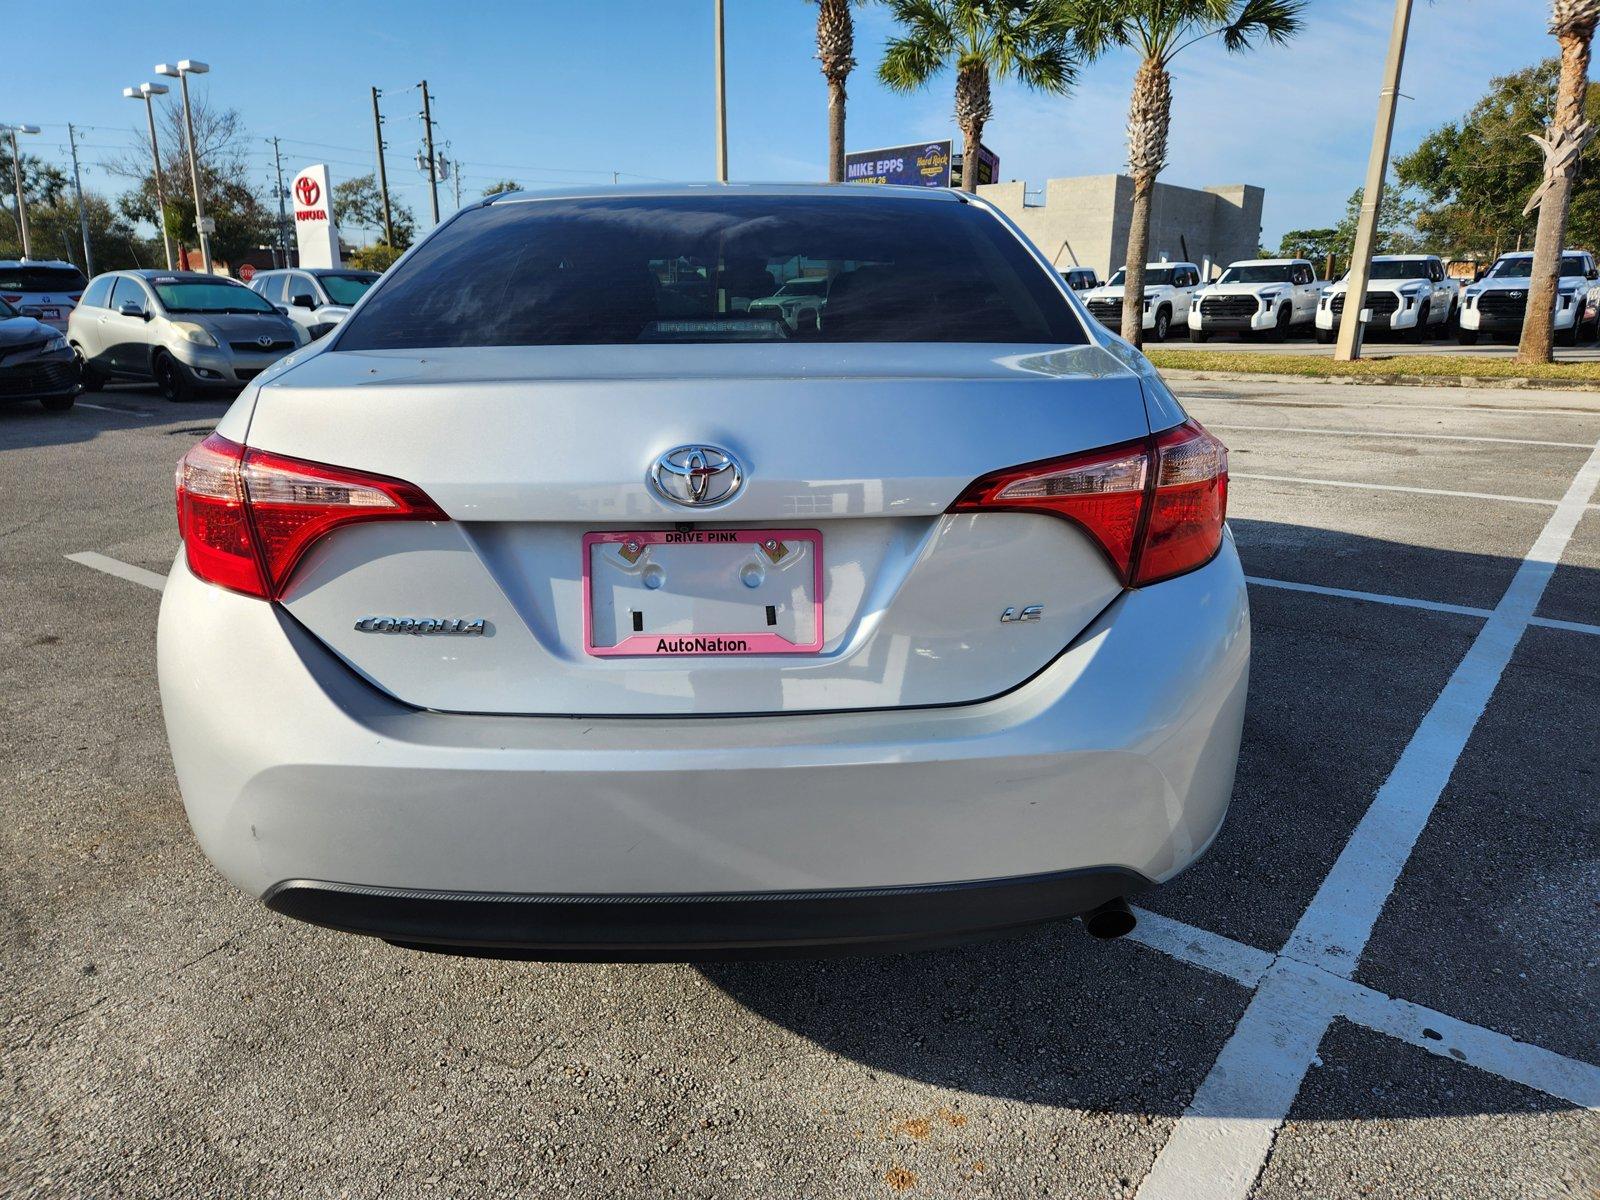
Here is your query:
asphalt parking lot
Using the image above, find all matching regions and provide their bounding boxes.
[3,376,1598,1199]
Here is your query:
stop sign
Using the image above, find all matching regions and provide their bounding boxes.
[239,263,256,282]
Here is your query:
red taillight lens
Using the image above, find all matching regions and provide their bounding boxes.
[948,421,1228,587]
[0,294,20,304]
[1136,423,1229,586]
[175,434,446,600]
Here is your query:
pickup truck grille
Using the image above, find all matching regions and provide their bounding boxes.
[1328,292,1401,319]
[1085,298,1122,324]
[1200,295,1259,320]
[1476,291,1528,318]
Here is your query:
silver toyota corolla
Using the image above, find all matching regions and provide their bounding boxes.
[158,184,1248,960]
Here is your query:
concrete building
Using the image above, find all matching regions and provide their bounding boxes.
[979,175,1265,281]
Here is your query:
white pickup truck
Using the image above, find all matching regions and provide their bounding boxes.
[1187,258,1323,342]
[1315,255,1459,343]
[1080,261,1202,342]
[1458,249,1600,345]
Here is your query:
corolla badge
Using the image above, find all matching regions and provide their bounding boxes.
[650,444,744,507]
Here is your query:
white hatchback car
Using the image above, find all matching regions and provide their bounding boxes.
[159,185,1248,960]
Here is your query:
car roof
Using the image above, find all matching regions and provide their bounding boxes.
[1225,258,1309,267]
[1371,254,1435,261]
[1496,249,1587,257]
[481,181,965,205]
[0,259,84,270]
[122,269,249,282]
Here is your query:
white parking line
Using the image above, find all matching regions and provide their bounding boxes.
[1246,575,1600,639]
[1232,472,1565,507]
[1139,436,1600,1200]
[1210,422,1594,449]
[63,552,167,592]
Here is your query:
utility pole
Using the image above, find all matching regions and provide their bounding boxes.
[419,79,440,225]
[452,156,461,212]
[713,0,728,182]
[371,86,395,245]
[66,124,93,275]
[270,136,290,267]
[1334,0,1412,362]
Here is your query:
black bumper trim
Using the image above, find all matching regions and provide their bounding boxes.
[263,867,1151,961]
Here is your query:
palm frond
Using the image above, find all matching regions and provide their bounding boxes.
[1219,0,1306,53]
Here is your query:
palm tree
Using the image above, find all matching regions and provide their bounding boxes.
[1518,0,1600,363]
[813,0,860,182]
[1075,0,1303,345]
[878,0,1079,193]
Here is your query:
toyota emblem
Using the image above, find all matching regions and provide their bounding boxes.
[1509,291,1524,299]
[257,334,275,347]
[295,176,320,206]
[649,445,744,507]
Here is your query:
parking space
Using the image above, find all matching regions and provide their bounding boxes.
[3,375,1599,1198]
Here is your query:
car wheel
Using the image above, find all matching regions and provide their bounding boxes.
[1191,329,1210,343]
[153,351,196,402]
[1457,330,1479,346]
[74,345,105,391]
[1152,307,1171,343]
[40,392,76,412]
[1315,327,1335,344]
[1558,320,1579,348]
[1408,303,1429,343]
[1267,305,1290,343]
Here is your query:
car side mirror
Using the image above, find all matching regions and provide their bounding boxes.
[292,294,316,309]
[117,301,146,319]
[1588,269,1597,280]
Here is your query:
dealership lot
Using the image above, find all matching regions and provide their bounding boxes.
[3,377,1597,1198]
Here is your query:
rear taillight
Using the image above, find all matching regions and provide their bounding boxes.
[0,294,20,304]
[175,433,446,599]
[949,420,1228,587]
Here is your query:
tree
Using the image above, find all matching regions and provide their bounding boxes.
[1075,0,1304,345]
[811,0,861,182]
[109,97,270,273]
[1331,186,1422,266]
[481,179,522,197]
[333,173,417,249]
[1277,227,1338,268]
[1520,1,1600,363]
[0,191,156,272]
[347,242,405,272]
[878,0,1079,193]
[1394,60,1600,261]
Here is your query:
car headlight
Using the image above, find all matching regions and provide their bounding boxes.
[45,332,69,352]
[172,321,218,348]
[1399,282,1425,295]
[290,323,311,347]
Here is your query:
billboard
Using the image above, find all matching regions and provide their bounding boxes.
[952,143,1000,189]
[844,141,952,188]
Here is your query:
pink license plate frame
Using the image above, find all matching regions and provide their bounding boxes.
[582,528,824,657]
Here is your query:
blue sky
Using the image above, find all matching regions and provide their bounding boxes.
[17,1,1553,249]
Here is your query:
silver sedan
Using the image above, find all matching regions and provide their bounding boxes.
[157,184,1247,959]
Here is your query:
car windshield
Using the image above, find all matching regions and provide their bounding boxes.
[318,272,379,305]
[1365,259,1431,280]
[151,279,278,314]
[1484,254,1589,279]
[1217,264,1294,284]
[0,265,87,292]
[1105,267,1175,287]
[336,195,1087,348]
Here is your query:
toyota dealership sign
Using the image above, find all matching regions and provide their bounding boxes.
[291,164,341,269]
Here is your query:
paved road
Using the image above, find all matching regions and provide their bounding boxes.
[3,378,1598,1198]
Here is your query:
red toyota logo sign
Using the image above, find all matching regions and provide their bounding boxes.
[295,177,320,206]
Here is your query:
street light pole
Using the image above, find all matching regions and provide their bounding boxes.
[66,124,93,275]
[713,0,729,182]
[125,83,175,270]
[156,60,213,274]
[1334,0,1413,363]
[3,123,40,259]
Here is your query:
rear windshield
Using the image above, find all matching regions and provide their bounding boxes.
[1218,264,1293,284]
[0,266,87,292]
[1367,259,1430,280]
[319,272,379,305]
[151,279,277,314]
[335,195,1086,348]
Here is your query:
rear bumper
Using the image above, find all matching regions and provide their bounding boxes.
[159,536,1249,954]
[262,867,1148,959]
